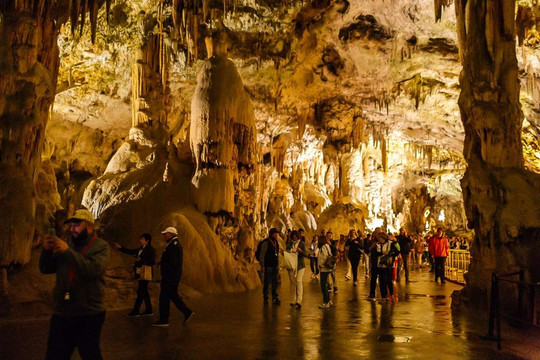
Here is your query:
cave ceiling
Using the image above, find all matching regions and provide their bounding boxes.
[49,0,540,233]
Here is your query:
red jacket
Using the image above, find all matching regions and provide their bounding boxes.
[429,235,449,257]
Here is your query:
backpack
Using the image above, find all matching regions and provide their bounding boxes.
[255,239,266,262]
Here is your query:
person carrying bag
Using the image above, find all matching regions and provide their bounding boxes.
[114,233,156,317]
[285,230,307,309]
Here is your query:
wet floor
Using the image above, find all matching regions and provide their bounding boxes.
[1,265,537,359]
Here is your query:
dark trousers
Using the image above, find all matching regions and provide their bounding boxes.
[133,280,152,313]
[45,312,105,360]
[263,266,279,300]
[434,257,447,282]
[320,271,331,303]
[310,257,319,274]
[349,256,360,282]
[369,267,392,298]
[159,280,191,322]
[397,253,410,282]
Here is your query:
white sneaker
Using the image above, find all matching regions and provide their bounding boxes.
[318,303,330,309]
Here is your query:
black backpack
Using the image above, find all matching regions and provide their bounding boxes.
[255,239,266,262]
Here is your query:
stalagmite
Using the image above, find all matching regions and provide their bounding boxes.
[190,31,257,214]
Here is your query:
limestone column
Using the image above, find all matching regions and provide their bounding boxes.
[0,1,62,268]
[455,0,540,299]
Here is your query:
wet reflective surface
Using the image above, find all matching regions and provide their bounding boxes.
[2,265,538,359]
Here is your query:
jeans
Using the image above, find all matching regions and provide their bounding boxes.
[159,280,191,322]
[288,268,305,304]
[397,253,410,282]
[320,271,331,303]
[363,252,370,275]
[310,257,319,274]
[349,256,361,282]
[133,280,152,313]
[434,257,446,282]
[45,312,106,360]
[263,266,279,300]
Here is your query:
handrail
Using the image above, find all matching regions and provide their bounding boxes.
[445,249,470,285]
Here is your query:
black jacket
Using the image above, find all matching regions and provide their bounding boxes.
[119,244,156,267]
[346,237,363,259]
[160,237,183,282]
[397,235,412,255]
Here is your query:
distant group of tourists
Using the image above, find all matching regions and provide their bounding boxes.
[256,226,452,309]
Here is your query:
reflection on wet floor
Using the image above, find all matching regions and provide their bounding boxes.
[0,264,531,359]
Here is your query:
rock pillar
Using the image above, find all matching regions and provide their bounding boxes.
[455,0,540,301]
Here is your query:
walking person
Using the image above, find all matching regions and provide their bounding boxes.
[317,236,334,309]
[286,230,307,309]
[429,228,449,284]
[396,228,412,283]
[259,228,281,305]
[114,233,155,317]
[152,227,194,327]
[40,209,110,360]
[345,229,363,286]
[309,235,320,279]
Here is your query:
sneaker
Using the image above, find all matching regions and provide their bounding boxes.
[318,303,330,309]
[333,286,338,293]
[127,312,140,317]
[345,275,351,281]
[353,281,357,286]
[140,311,154,317]
[295,303,302,309]
[272,298,281,305]
[151,320,169,327]
[184,311,194,325]
[368,296,376,301]
[328,300,333,306]
[290,302,295,306]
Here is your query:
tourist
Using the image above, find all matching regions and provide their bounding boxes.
[286,230,307,309]
[298,228,306,243]
[429,228,449,284]
[309,235,320,279]
[425,232,435,272]
[259,228,281,305]
[397,228,412,283]
[414,235,424,268]
[327,231,338,293]
[152,227,194,326]
[40,209,110,360]
[367,228,400,301]
[345,229,363,286]
[317,235,333,309]
[363,233,372,278]
[114,233,155,317]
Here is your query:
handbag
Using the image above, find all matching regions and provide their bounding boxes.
[283,251,298,271]
[323,245,336,268]
[139,265,153,281]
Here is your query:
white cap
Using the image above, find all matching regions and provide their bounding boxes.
[161,227,178,235]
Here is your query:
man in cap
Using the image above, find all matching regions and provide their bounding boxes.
[259,228,281,305]
[152,226,194,326]
[40,208,110,360]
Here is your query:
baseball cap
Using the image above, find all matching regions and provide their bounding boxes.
[65,209,95,224]
[161,227,178,235]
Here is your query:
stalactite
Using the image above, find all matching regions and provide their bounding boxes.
[381,138,388,173]
[434,0,453,22]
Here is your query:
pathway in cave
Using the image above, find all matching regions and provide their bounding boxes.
[2,265,538,359]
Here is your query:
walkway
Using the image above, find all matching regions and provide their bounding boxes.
[1,264,538,359]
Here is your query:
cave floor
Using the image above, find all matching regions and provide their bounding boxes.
[2,264,539,360]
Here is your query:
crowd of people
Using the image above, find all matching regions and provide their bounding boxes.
[256,226,460,309]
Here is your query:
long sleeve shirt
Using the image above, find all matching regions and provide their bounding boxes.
[39,234,109,317]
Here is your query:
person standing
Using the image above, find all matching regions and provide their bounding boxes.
[152,227,194,326]
[114,233,155,317]
[429,228,449,284]
[396,228,412,283]
[363,233,372,278]
[327,231,338,293]
[40,209,110,360]
[345,229,363,286]
[308,235,320,280]
[259,228,281,305]
[286,230,307,309]
[317,236,333,309]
